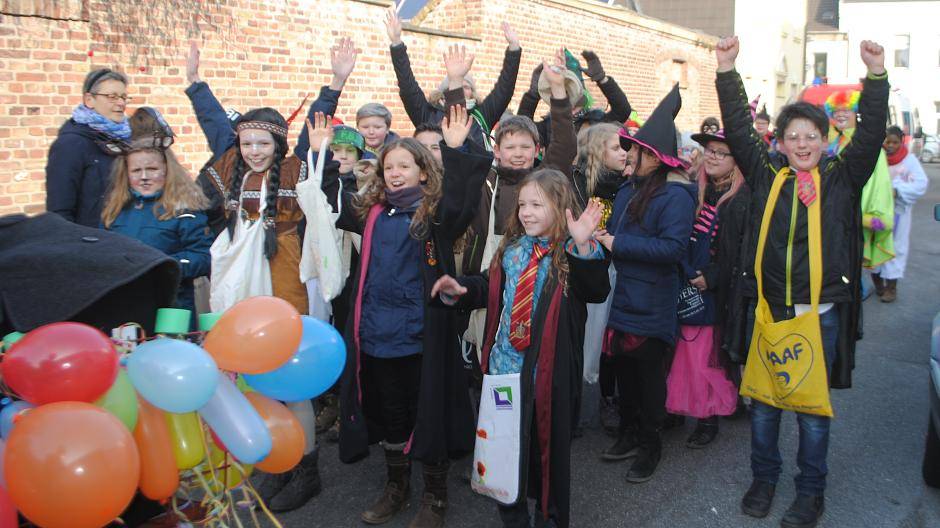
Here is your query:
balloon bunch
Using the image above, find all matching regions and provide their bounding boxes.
[0,296,346,528]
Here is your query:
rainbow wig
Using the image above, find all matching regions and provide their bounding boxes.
[824,90,860,117]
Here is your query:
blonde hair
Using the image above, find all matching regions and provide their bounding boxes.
[575,123,620,197]
[101,146,208,228]
[352,138,443,239]
[492,168,581,285]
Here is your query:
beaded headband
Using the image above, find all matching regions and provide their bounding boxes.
[236,121,288,138]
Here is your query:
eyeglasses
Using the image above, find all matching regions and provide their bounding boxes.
[783,132,821,143]
[702,125,720,133]
[704,147,731,160]
[90,92,131,103]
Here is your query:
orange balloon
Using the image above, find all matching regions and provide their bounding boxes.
[246,393,305,474]
[134,399,180,501]
[4,402,139,528]
[203,296,302,374]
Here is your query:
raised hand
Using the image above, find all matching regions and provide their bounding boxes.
[441,104,473,148]
[502,22,520,51]
[186,42,201,84]
[566,197,604,252]
[594,228,614,252]
[580,50,606,83]
[305,112,334,153]
[385,7,403,45]
[860,40,886,75]
[431,274,467,302]
[443,44,475,89]
[330,36,360,90]
[543,49,568,99]
[715,36,739,72]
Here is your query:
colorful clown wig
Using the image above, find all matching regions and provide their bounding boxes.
[824,90,860,117]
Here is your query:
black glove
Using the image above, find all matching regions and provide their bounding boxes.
[581,50,606,83]
[528,63,544,94]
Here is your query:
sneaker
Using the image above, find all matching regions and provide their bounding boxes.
[780,494,824,528]
[741,480,776,518]
[624,442,661,483]
[600,431,640,461]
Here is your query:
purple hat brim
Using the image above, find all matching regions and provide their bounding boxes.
[690,132,727,148]
[618,129,688,170]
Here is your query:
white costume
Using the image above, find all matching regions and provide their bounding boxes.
[875,152,929,279]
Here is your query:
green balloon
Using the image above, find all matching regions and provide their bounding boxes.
[95,369,139,431]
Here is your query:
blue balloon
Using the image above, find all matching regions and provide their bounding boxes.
[199,372,271,464]
[244,316,345,402]
[126,338,219,413]
[0,400,34,438]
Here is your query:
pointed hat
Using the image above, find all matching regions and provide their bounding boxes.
[619,84,685,168]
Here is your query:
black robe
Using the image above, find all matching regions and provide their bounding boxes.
[335,143,492,464]
[453,247,610,527]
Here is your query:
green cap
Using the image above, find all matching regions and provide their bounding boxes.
[198,312,224,332]
[155,308,192,335]
[2,332,24,352]
[332,125,365,154]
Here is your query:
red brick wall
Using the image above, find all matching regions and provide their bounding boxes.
[0,0,718,216]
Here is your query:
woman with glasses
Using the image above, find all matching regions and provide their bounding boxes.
[666,128,749,448]
[100,107,212,322]
[46,68,133,227]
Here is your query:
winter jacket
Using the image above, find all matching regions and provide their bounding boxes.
[104,194,212,315]
[390,42,521,151]
[45,120,121,227]
[518,76,632,146]
[606,174,697,345]
[716,69,889,306]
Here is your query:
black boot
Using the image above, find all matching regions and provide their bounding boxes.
[601,427,640,461]
[268,447,322,513]
[361,446,411,525]
[625,433,661,483]
[686,417,719,449]
[780,494,824,528]
[254,471,292,507]
[408,460,448,528]
[740,479,776,518]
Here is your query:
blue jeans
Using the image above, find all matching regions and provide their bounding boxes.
[744,302,840,496]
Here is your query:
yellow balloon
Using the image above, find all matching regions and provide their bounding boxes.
[164,412,206,470]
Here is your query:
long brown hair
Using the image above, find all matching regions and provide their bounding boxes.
[491,168,581,285]
[626,147,689,224]
[575,123,620,197]
[101,145,208,228]
[353,138,443,239]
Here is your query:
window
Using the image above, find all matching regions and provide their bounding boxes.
[895,34,910,68]
[671,59,688,89]
[395,0,429,19]
[814,53,828,79]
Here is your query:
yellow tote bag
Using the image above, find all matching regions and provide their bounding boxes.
[740,168,833,417]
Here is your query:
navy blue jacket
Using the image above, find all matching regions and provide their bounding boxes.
[45,120,120,227]
[104,195,212,315]
[606,175,697,345]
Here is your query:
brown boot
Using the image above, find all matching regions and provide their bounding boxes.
[871,273,886,297]
[881,279,898,303]
[361,446,411,525]
[315,393,339,433]
[407,460,449,528]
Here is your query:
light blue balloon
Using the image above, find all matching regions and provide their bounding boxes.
[126,338,219,413]
[0,400,34,439]
[198,372,271,464]
[244,316,346,402]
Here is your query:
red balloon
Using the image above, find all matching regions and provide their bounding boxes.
[2,322,118,405]
[0,485,15,528]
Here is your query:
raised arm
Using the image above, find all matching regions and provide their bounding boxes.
[516,64,543,119]
[581,51,631,124]
[185,43,236,158]
[476,22,522,129]
[542,50,577,176]
[438,105,493,239]
[295,37,359,158]
[715,36,772,192]
[387,8,440,128]
[839,40,890,191]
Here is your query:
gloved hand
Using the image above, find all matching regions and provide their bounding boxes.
[870,217,886,232]
[581,50,606,83]
[528,63,544,94]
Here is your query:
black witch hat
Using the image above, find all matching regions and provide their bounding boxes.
[619,84,685,168]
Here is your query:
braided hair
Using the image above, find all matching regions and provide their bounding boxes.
[227,107,289,259]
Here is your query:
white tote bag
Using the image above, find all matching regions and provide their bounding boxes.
[209,177,272,312]
[464,177,503,352]
[583,265,616,383]
[470,372,522,505]
[297,141,347,305]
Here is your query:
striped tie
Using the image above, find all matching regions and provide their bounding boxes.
[508,242,551,351]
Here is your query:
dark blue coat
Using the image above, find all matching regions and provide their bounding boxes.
[605,176,697,345]
[45,120,120,227]
[104,195,212,316]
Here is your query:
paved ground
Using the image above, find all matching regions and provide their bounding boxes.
[263,166,940,527]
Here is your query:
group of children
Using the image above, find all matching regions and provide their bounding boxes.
[41,10,925,527]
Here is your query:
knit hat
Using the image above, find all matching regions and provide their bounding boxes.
[332,125,365,155]
[824,89,860,117]
[618,84,686,169]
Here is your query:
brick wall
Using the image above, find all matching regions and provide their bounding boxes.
[0,0,718,216]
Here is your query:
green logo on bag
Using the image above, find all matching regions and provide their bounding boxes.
[493,386,513,409]
[757,333,814,399]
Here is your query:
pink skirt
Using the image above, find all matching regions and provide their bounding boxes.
[666,325,738,419]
